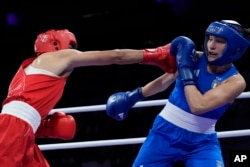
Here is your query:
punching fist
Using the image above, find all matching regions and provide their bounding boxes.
[106,87,145,121]
[36,112,76,140]
[170,36,198,86]
[141,43,177,73]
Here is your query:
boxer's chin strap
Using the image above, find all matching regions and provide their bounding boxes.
[1,101,41,133]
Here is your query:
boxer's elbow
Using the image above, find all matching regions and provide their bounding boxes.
[112,49,126,62]
[189,103,209,115]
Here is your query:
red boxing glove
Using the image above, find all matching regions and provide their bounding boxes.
[141,43,177,73]
[36,112,76,140]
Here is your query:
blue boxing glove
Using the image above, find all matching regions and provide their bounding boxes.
[106,87,145,121]
[170,36,198,86]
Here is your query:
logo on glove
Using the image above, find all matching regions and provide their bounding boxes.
[118,112,125,120]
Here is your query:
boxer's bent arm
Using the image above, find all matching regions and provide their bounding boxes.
[184,73,246,115]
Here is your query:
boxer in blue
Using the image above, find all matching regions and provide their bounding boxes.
[106,20,250,167]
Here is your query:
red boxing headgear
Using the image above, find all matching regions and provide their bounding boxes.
[34,29,78,56]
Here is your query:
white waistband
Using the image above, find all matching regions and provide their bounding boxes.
[1,101,41,133]
[159,101,217,134]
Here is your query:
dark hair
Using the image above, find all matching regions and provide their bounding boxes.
[243,28,250,40]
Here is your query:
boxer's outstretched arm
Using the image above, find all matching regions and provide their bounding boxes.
[32,44,177,76]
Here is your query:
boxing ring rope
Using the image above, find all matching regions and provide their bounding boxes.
[39,92,250,151]
[49,92,250,114]
[39,129,250,151]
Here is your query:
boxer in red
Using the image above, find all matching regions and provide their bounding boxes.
[0,29,177,167]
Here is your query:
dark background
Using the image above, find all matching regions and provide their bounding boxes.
[1,0,250,166]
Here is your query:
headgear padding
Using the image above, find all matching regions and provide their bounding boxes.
[204,20,250,66]
[34,29,78,56]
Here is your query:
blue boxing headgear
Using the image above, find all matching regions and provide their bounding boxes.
[204,20,250,66]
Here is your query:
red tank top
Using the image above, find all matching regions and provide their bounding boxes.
[2,57,68,119]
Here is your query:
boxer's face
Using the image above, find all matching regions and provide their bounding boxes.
[206,35,226,63]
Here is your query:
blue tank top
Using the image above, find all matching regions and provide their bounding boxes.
[168,53,238,119]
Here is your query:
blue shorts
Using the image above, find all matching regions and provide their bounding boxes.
[133,115,224,167]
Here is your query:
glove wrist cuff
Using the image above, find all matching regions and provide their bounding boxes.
[128,87,145,103]
[179,67,197,86]
[141,49,158,64]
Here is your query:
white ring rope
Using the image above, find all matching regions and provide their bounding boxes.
[39,129,250,151]
[40,91,250,151]
[49,92,250,114]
